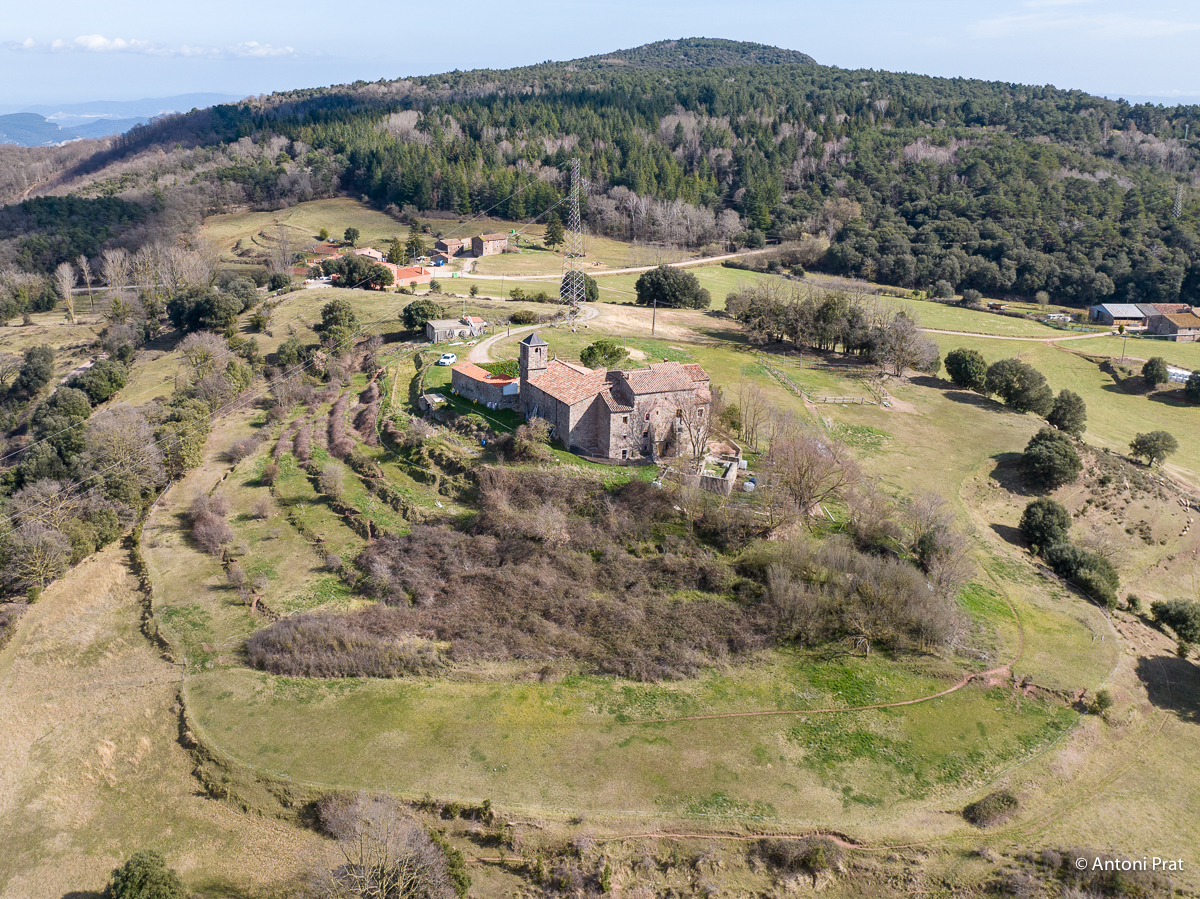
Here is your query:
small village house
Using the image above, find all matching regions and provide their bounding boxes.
[354,247,386,262]
[389,264,434,288]
[434,238,468,256]
[472,233,509,257]
[425,315,487,343]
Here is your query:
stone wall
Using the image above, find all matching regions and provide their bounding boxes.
[451,370,519,409]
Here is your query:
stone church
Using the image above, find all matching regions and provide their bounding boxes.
[515,332,711,461]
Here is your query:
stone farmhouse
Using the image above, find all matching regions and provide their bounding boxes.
[472,233,509,257]
[465,332,713,461]
[1146,311,1200,342]
[434,238,468,256]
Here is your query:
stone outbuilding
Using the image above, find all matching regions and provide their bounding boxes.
[450,362,520,409]
[425,315,487,343]
[516,332,711,461]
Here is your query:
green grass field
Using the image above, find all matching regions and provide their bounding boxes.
[930,333,1200,485]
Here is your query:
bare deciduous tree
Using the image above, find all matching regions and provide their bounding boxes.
[4,521,71,588]
[311,792,455,899]
[762,430,859,523]
[0,352,20,388]
[54,261,76,323]
[676,393,712,467]
[737,380,768,451]
[101,247,131,294]
[75,254,94,310]
[83,405,166,489]
[876,311,939,377]
[178,331,229,379]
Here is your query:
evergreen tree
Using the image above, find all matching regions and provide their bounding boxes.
[544,214,565,250]
[1047,389,1087,437]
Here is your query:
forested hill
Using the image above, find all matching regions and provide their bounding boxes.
[4,37,1200,306]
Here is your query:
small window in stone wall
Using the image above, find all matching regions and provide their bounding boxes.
[622,415,628,424]
[622,449,628,459]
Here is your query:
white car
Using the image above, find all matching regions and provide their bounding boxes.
[436,353,458,366]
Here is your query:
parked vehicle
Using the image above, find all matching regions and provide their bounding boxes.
[437,353,458,366]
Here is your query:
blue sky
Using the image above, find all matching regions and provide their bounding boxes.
[3,0,1199,109]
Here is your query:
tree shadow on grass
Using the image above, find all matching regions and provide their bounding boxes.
[938,387,1006,411]
[62,892,102,899]
[989,522,1025,550]
[987,453,1031,496]
[1147,390,1193,407]
[1134,654,1200,723]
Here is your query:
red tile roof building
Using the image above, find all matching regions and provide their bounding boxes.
[515,333,711,462]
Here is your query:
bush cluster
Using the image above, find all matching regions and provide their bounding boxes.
[963,790,1019,827]
[250,468,965,681]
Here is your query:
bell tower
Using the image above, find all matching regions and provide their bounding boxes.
[519,332,548,388]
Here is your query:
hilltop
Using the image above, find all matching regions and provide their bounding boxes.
[565,37,817,69]
[1,36,1198,309]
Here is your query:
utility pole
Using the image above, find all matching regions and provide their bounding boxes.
[651,295,657,336]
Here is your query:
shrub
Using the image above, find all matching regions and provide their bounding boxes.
[509,309,538,325]
[1129,431,1178,466]
[1045,543,1119,606]
[189,493,234,556]
[579,338,629,370]
[261,462,279,486]
[1186,371,1200,403]
[224,435,260,463]
[247,611,445,677]
[320,462,345,497]
[1019,497,1071,553]
[1141,356,1169,387]
[69,358,128,404]
[934,279,955,299]
[959,288,982,306]
[758,837,842,875]
[1090,689,1113,714]
[986,358,1054,415]
[1022,428,1081,489]
[963,790,1019,827]
[102,850,185,899]
[1046,389,1087,437]
[944,348,988,392]
[1150,599,1200,644]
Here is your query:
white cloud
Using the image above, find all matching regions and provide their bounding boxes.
[3,34,295,58]
[972,11,1200,40]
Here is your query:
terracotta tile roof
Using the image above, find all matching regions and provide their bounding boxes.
[682,363,709,382]
[453,362,517,385]
[618,361,707,395]
[528,359,607,406]
[600,389,633,413]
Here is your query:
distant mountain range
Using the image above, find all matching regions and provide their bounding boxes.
[0,93,244,146]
